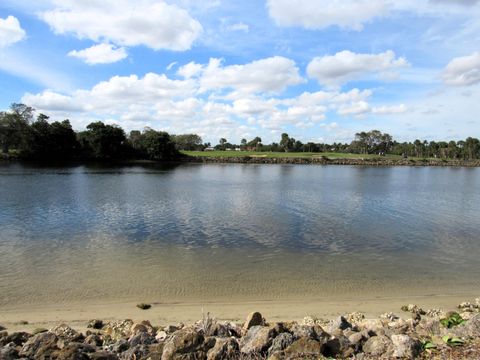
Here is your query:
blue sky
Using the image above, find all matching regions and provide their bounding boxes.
[1,0,479,144]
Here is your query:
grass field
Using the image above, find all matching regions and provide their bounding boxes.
[182,150,407,160]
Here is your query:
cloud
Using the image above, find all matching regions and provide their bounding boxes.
[197,56,304,94]
[227,23,250,32]
[266,0,387,31]
[68,43,127,65]
[307,50,409,87]
[430,0,479,5]
[372,104,408,114]
[40,0,202,51]
[442,52,480,86]
[0,16,26,48]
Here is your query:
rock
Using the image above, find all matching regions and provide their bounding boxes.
[104,320,134,342]
[50,324,84,342]
[87,319,104,329]
[348,331,367,350]
[240,326,274,355]
[451,313,480,339]
[327,316,352,332]
[211,321,241,338]
[128,332,155,347]
[161,327,205,360]
[148,343,165,360]
[19,332,59,359]
[346,312,365,325]
[119,345,149,360]
[267,332,294,356]
[283,337,323,358]
[0,331,30,346]
[53,342,95,360]
[425,308,445,318]
[207,337,239,360]
[0,325,5,331]
[359,319,385,334]
[0,331,7,340]
[324,335,352,358]
[32,328,48,335]
[89,351,119,360]
[391,334,421,359]
[155,330,168,342]
[362,335,393,357]
[243,312,264,331]
[84,333,103,347]
[0,342,18,360]
[110,338,129,353]
[401,304,426,315]
[165,325,180,333]
[380,312,399,321]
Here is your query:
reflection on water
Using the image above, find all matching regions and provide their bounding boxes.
[1,163,480,306]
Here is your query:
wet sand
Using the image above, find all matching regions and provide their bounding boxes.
[2,292,478,334]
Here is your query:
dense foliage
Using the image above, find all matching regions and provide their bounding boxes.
[1,103,479,161]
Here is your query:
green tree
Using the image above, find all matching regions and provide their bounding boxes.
[78,121,127,159]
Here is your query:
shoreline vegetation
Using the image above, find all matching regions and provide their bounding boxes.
[1,299,479,359]
[1,103,480,167]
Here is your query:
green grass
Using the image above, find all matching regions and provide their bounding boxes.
[182,150,408,160]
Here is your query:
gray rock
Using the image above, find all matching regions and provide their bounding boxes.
[89,352,119,360]
[362,335,393,357]
[239,326,274,355]
[267,332,294,356]
[19,332,59,359]
[0,342,18,360]
[119,344,149,360]
[207,337,239,360]
[283,337,324,358]
[391,334,421,359]
[110,338,129,353]
[327,316,352,332]
[50,324,83,342]
[243,312,264,331]
[128,332,155,347]
[161,327,205,360]
[0,332,30,347]
[53,342,95,360]
[84,334,103,347]
[452,313,480,339]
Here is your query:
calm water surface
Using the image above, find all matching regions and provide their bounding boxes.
[1,163,479,306]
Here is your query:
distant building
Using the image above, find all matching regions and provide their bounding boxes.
[204,147,215,151]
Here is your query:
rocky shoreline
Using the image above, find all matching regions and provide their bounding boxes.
[183,156,480,167]
[1,299,479,359]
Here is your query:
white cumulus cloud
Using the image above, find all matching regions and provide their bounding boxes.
[267,0,388,31]
[307,50,409,87]
[442,52,480,86]
[40,0,202,51]
[68,43,127,65]
[198,56,304,94]
[0,15,26,48]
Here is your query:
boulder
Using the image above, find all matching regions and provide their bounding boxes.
[239,326,274,355]
[207,337,239,360]
[327,316,352,333]
[324,335,352,358]
[161,327,205,360]
[362,335,393,357]
[119,344,150,360]
[0,342,18,360]
[243,312,264,331]
[0,331,30,346]
[19,332,60,359]
[53,342,95,360]
[50,324,84,342]
[391,334,421,359]
[283,337,323,358]
[128,332,155,347]
[267,332,294,356]
[84,333,103,347]
[88,351,119,360]
[452,313,480,339]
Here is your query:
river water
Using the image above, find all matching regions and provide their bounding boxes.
[1,162,479,307]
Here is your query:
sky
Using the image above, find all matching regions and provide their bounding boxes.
[0,0,480,144]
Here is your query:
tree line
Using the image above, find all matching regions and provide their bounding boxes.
[1,103,479,161]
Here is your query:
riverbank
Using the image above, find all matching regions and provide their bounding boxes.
[1,298,479,359]
[182,154,480,167]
